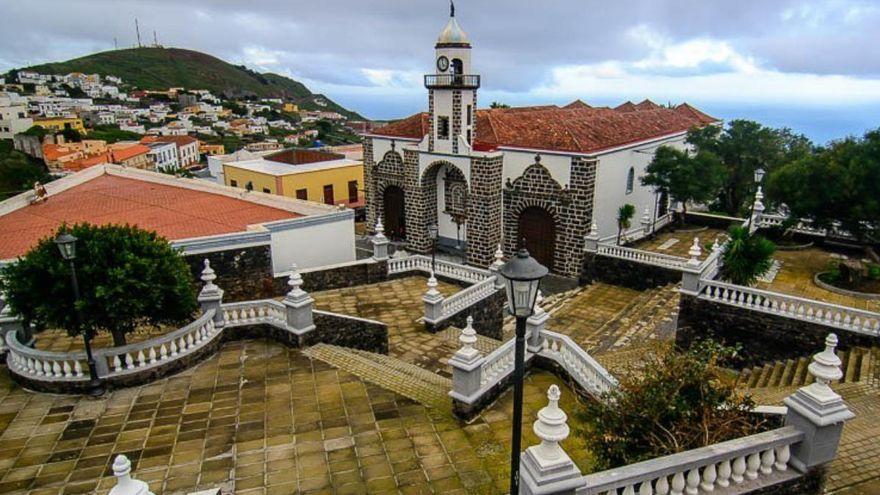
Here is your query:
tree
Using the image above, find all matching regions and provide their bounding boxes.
[616,204,636,245]
[641,146,725,225]
[0,140,51,199]
[61,127,82,143]
[720,226,776,286]
[767,129,880,246]
[489,101,510,109]
[687,120,812,216]
[0,223,197,346]
[576,341,764,470]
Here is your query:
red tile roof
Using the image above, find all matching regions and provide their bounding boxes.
[0,174,299,260]
[141,135,199,147]
[64,153,111,172]
[110,144,150,162]
[371,101,718,154]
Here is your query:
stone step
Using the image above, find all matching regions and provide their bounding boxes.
[778,359,797,387]
[767,361,786,387]
[737,347,879,390]
[302,344,452,410]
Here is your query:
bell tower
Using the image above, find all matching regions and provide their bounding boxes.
[425,2,480,155]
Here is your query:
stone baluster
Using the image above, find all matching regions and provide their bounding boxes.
[197,259,225,329]
[372,218,390,260]
[108,454,154,495]
[526,291,549,352]
[584,222,600,253]
[519,385,582,495]
[641,206,652,237]
[283,263,316,337]
[423,271,444,325]
[784,333,855,473]
[449,316,485,402]
[489,245,506,290]
[687,237,702,266]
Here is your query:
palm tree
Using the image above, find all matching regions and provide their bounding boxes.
[617,204,636,245]
[720,226,776,285]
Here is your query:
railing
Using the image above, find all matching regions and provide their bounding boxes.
[440,278,497,320]
[579,426,803,494]
[480,338,518,387]
[5,331,89,382]
[100,310,218,376]
[597,244,691,270]
[538,330,618,396]
[758,213,858,241]
[388,254,492,284]
[424,74,481,89]
[701,280,880,336]
[222,299,287,329]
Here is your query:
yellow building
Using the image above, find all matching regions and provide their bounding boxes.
[223,149,364,207]
[282,103,299,113]
[34,117,86,135]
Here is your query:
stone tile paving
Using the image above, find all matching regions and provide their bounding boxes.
[33,327,172,353]
[632,226,729,260]
[755,248,880,313]
[0,339,590,495]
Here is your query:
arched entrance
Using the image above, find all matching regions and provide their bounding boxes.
[517,206,556,270]
[383,186,406,240]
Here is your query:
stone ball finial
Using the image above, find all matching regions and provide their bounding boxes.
[712,237,721,252]
[200,259,217,290]
[459,316,477,352]
[287,263,304,294]
[688,237,702,261]
[375,217,385,235]
[113,454,132,477]
[532,385,570,460]
[589,221,599,238]
[641,207,651,224]
[809,333,843,387]
[426,271,440,297]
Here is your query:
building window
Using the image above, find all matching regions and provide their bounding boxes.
[437,116,450,140]
[323,184,334,205]
[296,188,308,200]
[466,105,472,126]
[348,180,358,204]
[230,179,238,187]
[262,187,271,194]
[626,167,635,194]
[466,130,471,144]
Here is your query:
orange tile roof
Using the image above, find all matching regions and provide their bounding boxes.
[0,174,300,260]
[110,144,150,162]
[42,144,79,162]
[371,101,719,154]
[63,153,111,172]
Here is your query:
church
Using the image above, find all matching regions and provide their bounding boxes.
[363,7,719,278]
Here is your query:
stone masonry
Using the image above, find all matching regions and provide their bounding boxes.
[466,154,504,268]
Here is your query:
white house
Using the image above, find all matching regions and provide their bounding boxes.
[145,141,179,171]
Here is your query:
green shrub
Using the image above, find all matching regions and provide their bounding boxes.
[720,226,776,286]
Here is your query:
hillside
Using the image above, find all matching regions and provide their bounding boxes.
[23,47,364,120]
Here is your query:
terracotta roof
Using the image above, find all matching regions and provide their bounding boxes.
[64,154,110,172]
[110,144,150,162]
[0,174,299,260]
[563,100,592,109]
[42,144,78,162]
[371,101,719,154]
[141,135,199,147]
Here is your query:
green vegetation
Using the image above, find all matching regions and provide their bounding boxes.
[686,121,813,216]
[0,223,197,347]
[489,101,510,109]
[0,140,52,200]
[641,145,725,224]
[721,226,776,286]
[616,203,636,245]
[577,341,763,470]
[85,125,142,144]
[22,47,364,119]
[766,128,880,245]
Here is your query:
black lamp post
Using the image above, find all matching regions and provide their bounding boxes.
[500,247,548,495]
[427,223,439,272]
[54,233,104,397]
[746,168,766,230]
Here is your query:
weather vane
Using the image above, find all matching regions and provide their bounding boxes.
[450,0,455,17]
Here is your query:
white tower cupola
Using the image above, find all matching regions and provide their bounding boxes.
[425,1,480,155]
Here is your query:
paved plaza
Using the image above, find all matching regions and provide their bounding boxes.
[631,225,729,261]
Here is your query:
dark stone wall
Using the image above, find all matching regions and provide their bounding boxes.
[677,294,878,368]
[580,252,682,290]
[467,155,504,268]
[308,311,388,354]
[425,290,505,340]
[185,245,274,302]
[684,212,745,230]
[271,260,389,296]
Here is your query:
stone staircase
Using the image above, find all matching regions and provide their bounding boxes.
[585,284,680,353]
[302,344,452,410]
[736,346,877,390]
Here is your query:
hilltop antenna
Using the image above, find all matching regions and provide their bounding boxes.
[114,37,118,50]
[135,18,141,47]
[153,30,158,47]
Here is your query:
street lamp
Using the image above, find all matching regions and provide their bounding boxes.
[54,233,104,397]
[747,168,766,230]
[499,247,548,495]
[427,223,439,272]
[754,168,766,183]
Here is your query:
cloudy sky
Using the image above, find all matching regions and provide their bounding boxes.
[2,0,879,142]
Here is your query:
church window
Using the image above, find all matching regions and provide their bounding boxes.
[438,116,450,140]
[626,167,635,194]
[466,105,472,125]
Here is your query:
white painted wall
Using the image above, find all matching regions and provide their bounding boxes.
[591,136,688,239]
[269,216,355,275]
[434,163,467,244]
[501,150,571,188]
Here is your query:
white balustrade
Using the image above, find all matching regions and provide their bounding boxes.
[580,427,803,495]
[539,330,618,396]
[479,339,518,387]
[4,331,89,381]
[701,280,880,336]
[597,244,691,270]
[439,278,496,320]
[387,254,491,284]
[221,300,287,328]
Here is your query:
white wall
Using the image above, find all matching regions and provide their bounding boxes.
[591,136,687,239]
[269,215,356,275]
[434,163,467,244]
[501,150,571,188]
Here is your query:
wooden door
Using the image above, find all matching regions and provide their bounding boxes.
[383,186,406,240]
[518,206,556,270]
[323,185,334,205]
